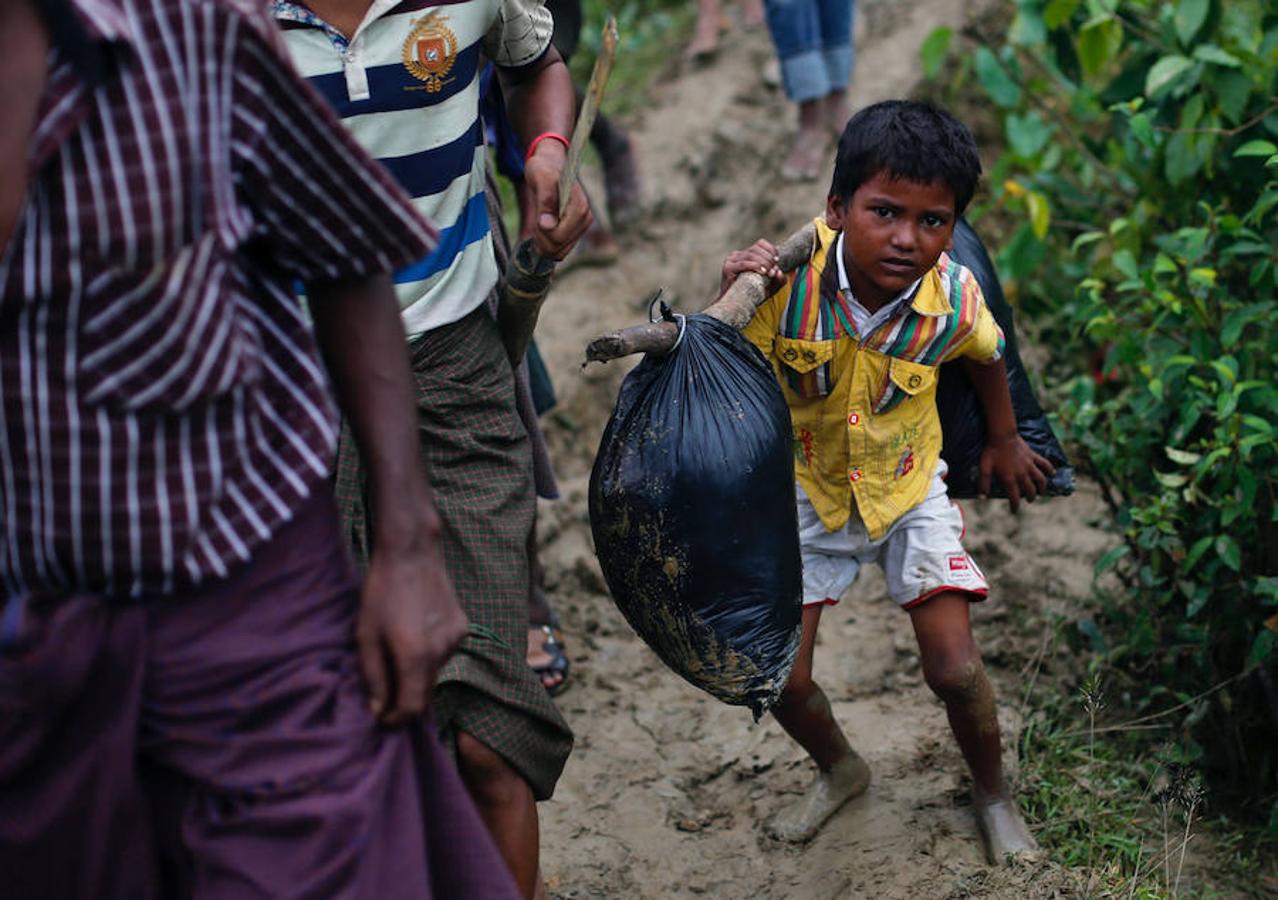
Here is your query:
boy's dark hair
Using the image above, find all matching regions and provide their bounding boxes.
[829,100,982,214]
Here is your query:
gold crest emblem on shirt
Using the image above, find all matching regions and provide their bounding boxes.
[403,13,458,92]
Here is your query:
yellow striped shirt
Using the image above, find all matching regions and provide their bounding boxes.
[743,219,1004,539]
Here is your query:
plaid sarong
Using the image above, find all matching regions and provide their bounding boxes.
[333,306,573,801]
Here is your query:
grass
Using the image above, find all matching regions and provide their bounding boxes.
[1014,621,1277,898]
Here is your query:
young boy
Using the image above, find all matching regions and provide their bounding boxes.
[722,100,1053,863]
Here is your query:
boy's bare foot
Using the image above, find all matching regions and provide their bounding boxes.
[764,751,871,843]
[740,0,765,28]
[972,789,1041,865]
[780,127,829,183]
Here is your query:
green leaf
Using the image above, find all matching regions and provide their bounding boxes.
[1184,535,1214,570]
[1112,249,1139,280]
[1235,139,1278,157]
[1247,629,1276,669]
[1153,253,1179,276]
[1213,70,1254,124]
[1220,308,1254,346]
[1215,535,1242,572]
[1145,55,1195,98]
[1165,130,1202,184]
[1211,355,1238,383]
[1128,112,1156,149]
[1071,231,1105,254]
[1186,589,1210,619]
[1043,0,1080,29]
[919,27,953,79]
[1077,15,1124,80]
[1094,544,1129,578]
[1006,112,1054,158]
[1010,9,1047,46]
[1193,44,1242,67]
[999,224,1047,279]
[975,47,1022,107]
[1174,0,1211,46]
[1026,190,1052,239]
[1155,470,1189,488]
[1165,446,1202,465]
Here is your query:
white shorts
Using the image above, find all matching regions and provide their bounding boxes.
[798,463,989,610]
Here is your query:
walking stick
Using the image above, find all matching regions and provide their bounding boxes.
[498,16,619,364]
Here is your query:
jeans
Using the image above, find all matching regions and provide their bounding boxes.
[764,0,855,103]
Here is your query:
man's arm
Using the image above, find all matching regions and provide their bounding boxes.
[962,357,1055,512]
[308,273,467,726]
[498,46,592,259]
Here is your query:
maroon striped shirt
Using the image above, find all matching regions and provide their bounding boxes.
[0,0,436,599]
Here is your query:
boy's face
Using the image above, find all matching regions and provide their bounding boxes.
[826,170,957,309]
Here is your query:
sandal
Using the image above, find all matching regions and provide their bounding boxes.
[530,624,571,697]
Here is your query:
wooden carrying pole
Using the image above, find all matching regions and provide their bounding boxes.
[498,16,619,365]
[584,223,817,363]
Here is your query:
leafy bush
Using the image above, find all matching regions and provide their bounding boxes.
[925,0,1278,825]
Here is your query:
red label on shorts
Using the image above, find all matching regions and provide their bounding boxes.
[948,555,970,572]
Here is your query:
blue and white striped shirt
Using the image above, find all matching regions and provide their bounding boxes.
[273,0,553,336]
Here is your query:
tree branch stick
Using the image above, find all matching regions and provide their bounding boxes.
[584,222,816,363]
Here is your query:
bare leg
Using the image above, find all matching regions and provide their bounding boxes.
[685,0,722,61]
[766,604,871,842]
[739,0,764,28]
[908,592,1039,864]
[456,731,542,898]
[823,88,849,138]
[780,100,829,183]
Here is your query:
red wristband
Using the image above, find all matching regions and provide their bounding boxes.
[524,131,571,162]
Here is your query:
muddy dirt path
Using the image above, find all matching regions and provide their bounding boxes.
[529,4,1113,896]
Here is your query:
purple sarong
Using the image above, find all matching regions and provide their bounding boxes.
[0,488,518,900]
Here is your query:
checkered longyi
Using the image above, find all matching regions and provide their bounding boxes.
[334,306,573,800]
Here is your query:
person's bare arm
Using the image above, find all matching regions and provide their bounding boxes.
[498,46,591,259]
[308,273,467,726]
[962,357,1055,512]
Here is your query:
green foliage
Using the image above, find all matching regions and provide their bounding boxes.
[572,0,693,116]
[927,0,1278,816]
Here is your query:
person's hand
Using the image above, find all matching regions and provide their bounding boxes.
[978,434,1055,513]
[522,139,592,260]
[356,528,468,726]
[720,239,784,297]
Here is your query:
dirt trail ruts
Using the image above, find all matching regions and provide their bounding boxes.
[530,3,1111,896]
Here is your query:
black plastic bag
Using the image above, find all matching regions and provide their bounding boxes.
[589,314,803,719]
[938,218,1075,498]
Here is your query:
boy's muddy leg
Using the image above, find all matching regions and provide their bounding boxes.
[766,605,871,842]
[908,592,1040,864]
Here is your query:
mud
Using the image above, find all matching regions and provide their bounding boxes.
[528,2,1118,896]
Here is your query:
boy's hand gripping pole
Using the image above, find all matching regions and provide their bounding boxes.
[498,16,619,364]
[583,223,818,363]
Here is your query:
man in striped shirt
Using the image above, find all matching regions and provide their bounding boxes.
[274,3,590,896]
[0,0,518,896]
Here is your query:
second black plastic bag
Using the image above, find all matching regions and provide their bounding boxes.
[938,218,1074,498]
[589,314,803,719]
